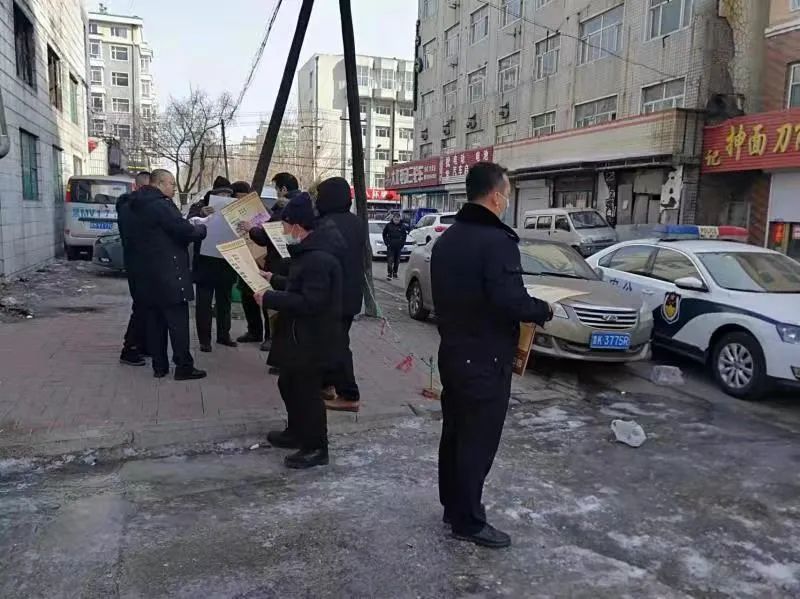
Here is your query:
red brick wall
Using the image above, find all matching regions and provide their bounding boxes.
[763,29,800,111]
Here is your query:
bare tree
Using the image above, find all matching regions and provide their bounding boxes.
[147,90,234,199]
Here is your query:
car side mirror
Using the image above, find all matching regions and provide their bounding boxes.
[593,266,604,279]
[674,276,707,292]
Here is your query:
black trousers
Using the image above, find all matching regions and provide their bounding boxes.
[122,276,146,353]
[323,315,359,401]
[438,365,511,535]
[147,303,194,374]
[278,367,327,450]
[239,279,269,340]
[386,246,402,277]
[195,281,233,345]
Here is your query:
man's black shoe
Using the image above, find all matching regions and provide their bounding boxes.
[153,370,169,379]
[120,351,146,366]
[267,429,301,449]
[199,344,212,353]
[259,339,272,352]
[174,368,207,381]
[452,524,511,549]
[237,332,261,343]
[217,338,238,348]
[284,448,329,469]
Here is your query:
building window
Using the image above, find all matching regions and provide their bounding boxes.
[381,69,395,90]
[88,22,99,34]
[357,64,370,87]
[110,26,128,39]
[398,151,414,162]
[789,64,800,108]
[89,42,101,59]
[648,0,693,40]
[374,174,386,188]
[466,131,483,149]
[14,3,36,87]
[501,0,523,27]
[575,96,617,128]
[20,130,39,201]
[375,103,392,116]
[443,80,457,112]
[442,137,457,153]
[47,46,63,110]
[69,75,79,124]
[112,98,131,113]
[113,124,131,140]
[793,0,800,10]
[400,128,414,140]
[52,146,64,204]
[141,56,151,74]
[470,5,489,44]
[111,45,129,61]
[531,111,556,137]
[421,92,434,119]
[376,126,391,137]
[142,105,153,119]
[420,143,434,158]
[641,78,685,113]
[421,0,437,19]
[90,66,103,84]
[579,5,623,65]
[445,25,460,58]
[360,102,367,115]
[91,119,105,136]
[468,68,486,103]
[496,122,516,144]
[498,52,520,94]
[535,35,560,79]
[535,0,554,7]
[375,149,391,161]
[91,93,105,112]
[112,72,129,87]
[398,106,414,117]
[423,39,437,71]
[402,70,414,91]
[142,80,151,97]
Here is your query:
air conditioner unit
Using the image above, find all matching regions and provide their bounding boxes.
[421,128,429,141]
[448,1,460,8]
[466,115,477,130]
[447,55,459,67]
[443,122,451,137]
[415,58,424,73]
[498,102,510,119]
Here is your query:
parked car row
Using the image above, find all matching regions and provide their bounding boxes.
[405,226,800,401]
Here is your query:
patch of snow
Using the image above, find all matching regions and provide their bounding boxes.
[608,531,650,550]
[748,560,800,587]
[683,549,713,580]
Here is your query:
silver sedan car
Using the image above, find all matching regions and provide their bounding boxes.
[404,236,653,363]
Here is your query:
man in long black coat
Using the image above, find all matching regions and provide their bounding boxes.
[129,169,208,380]
[382,212,408,280]
[314,177,365,413]
[431,162,553,548]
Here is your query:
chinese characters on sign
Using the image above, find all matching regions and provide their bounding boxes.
[217,238,269,294]
[385,158,440,190]
[440,147,493,184]
[702,109,800,173]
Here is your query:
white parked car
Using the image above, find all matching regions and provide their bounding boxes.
[369,220,413,260]
[587,233,800,399]
[408,212,457,246]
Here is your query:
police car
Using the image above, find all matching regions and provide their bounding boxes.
[586,226,800,399]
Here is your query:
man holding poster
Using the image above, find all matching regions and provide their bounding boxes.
[254,193,344,470]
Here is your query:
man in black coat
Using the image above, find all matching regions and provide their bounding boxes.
[117,170,151,365]
[255,193,344,470]
[382,212,408,280]
[314,176,365,413]
[129,169,208,380]
[431,162,553,549]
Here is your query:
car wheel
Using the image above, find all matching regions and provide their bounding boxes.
[711,331,767,400]
[407,279,430,321]
[65,244,79,261]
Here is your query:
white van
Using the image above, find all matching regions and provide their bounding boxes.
[64,175,134,259]
[522,207,618,257]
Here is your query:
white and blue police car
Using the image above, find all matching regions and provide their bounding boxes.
[587,226,800,399]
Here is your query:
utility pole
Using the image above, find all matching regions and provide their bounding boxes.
[251,0,315,194]
[221,118,230,180]
[340,0,376,316]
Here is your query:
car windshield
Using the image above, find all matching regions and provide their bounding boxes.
[570,210,608,229]
[369,223,385,234]
[519,242,599,280]
[698,251,800,293]
[70,179,132,204]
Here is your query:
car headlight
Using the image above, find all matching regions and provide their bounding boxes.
[552,302,569,319]
[777,324,800,344]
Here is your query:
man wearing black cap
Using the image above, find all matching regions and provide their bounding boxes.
[255,192,344,469]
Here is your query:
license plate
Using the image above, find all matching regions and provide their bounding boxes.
[590,332,631,350]
[89,221,114,231]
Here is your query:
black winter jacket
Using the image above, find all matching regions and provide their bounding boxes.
[262,225,345,371]
[315,178,365,316]
[128,186,207,307]
[431,202,552,378]
[382,221,408,249]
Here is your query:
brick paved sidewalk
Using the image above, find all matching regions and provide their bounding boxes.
[0,268,429,456]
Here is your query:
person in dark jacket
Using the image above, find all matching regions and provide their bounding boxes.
[314,176,365,413]
[239,173,299,350]
[117,170,151,365]
[187,183,238,352]
[128,169,208,381]
[382,212,408,280]
[254,193,344,470]
[431,162,553,549]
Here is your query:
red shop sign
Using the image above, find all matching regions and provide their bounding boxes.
[385,158,441,190]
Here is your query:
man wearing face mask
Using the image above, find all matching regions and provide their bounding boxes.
[431,161,553,549]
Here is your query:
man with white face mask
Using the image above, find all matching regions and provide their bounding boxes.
[431,161,553,548]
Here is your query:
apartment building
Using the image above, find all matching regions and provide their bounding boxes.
[297,54,415,189]
[87,9,156,171]
[0,0,88,276]
[701,0,800,257]
[399,0,767,229]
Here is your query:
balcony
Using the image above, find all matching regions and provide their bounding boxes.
[372,87,397,101]
[496,109,703,174]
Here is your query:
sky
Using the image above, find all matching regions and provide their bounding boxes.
[96,0,418,139]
